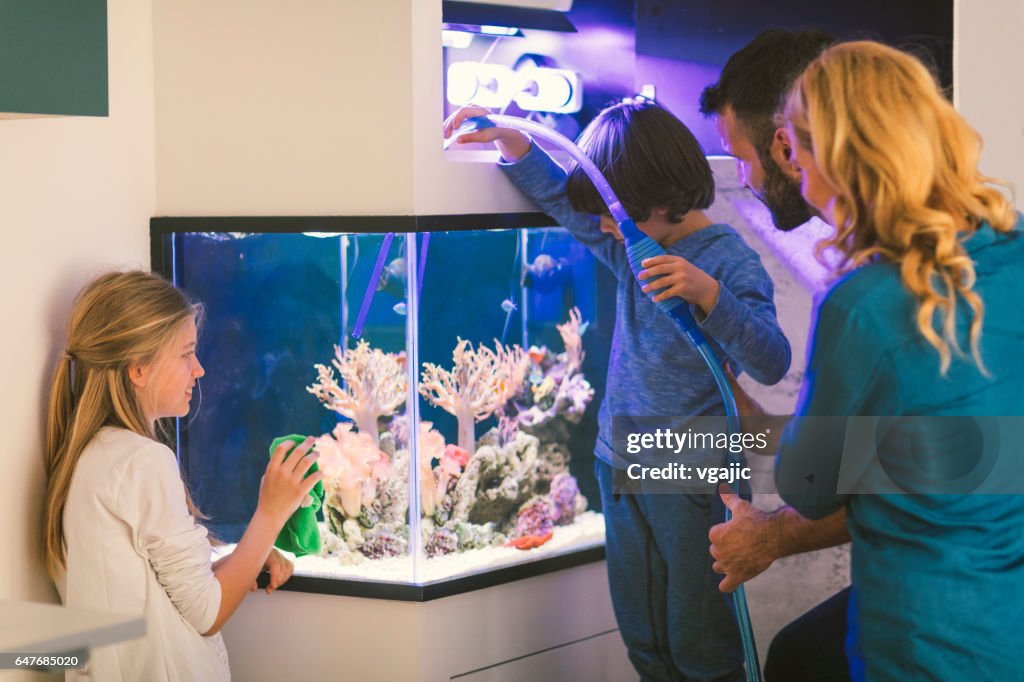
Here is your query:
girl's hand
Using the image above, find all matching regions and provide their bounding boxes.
[257,437,322,526]
[251,548,294,594]
[443,105,532,162]
[638,255,721,315]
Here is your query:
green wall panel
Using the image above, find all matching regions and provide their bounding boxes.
[0,0,108,116]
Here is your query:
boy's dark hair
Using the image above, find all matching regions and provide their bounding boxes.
[566,98,714,224]
[700,29,834,157]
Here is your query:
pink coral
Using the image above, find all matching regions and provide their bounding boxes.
[418,424,466,517]
[444,444,470,468]
[316,422,390,518]
[417,423,445,517]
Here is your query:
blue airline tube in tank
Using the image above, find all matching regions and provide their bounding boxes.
[455,114,761,682]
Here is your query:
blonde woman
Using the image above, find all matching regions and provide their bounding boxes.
[774,41,1024,680]
[44,271,321,680]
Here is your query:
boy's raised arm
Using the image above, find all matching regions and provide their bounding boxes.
[443,106,627,275]
[498,144,628,274]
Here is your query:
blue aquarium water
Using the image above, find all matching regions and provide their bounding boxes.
[157,224,613,583]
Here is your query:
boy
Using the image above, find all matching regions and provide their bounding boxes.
[445,98,790,681]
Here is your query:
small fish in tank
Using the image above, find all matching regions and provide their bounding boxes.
[376,256,407,299]
[522,253,572,294]
[305,307,597,564]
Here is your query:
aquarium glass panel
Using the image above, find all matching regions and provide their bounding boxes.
[159,224,611,587]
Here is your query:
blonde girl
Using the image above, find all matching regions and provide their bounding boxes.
[45,271,322,681]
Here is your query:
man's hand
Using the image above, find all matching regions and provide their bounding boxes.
[709,485,780,592]
[709,486,852,592]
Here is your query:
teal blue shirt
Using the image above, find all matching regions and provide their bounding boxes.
[776,216,1024,680]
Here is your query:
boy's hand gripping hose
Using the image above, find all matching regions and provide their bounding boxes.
[457,114,762,681]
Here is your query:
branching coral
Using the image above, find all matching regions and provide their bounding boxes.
[494,342,531,415]
[556,307,585,374]
[515,308,594,433]
[419,338,532,453]
[307,340,406,447]
[419,338,502,453]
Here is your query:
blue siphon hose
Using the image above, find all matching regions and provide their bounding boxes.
[697,341,761,680]
[457,115,763,681]
[626,233,761,682]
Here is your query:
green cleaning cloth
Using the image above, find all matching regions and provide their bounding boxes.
[269,434,324,557]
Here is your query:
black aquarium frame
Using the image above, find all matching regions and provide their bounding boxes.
[150,213,606,601]
[258,545,606,602]
[150,212,557,275]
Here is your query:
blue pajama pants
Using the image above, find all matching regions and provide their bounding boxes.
[596,458,745,682]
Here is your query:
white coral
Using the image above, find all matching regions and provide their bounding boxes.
[307,340,406,447]
[419,338,502,453]
[556,306,585,374]
[494,341,531,415]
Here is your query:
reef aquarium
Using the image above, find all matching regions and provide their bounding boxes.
[151,215,614,598]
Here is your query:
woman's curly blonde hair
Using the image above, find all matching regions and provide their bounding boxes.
[785,41,1016,374]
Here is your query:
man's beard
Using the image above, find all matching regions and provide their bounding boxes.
[756,159,816,231]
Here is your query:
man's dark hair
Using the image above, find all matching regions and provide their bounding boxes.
[700,29,834,156]
[566,98,714,224]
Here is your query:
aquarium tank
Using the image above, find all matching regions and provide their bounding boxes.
[151,215,615,597]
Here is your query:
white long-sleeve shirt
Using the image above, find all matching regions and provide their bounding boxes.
[58,427,230,681]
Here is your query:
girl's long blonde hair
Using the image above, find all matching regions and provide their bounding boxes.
[785,41,1016,373]
[44,271,203,579]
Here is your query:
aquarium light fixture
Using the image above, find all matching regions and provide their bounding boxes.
[446,61,582,114]
[443,22,524,38]
[480,24,520,35]
[442,29,475,49]
[442,1,576,34]
[514,64,581,113]
[447,62,517,109]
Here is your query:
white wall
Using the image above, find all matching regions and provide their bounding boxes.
[955,0,1024,197]
[152,0,419,216]
[152,0,536,217]
[0,0,155,604]
[0,2,155,680]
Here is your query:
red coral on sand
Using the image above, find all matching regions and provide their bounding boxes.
[444,444,470,468]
